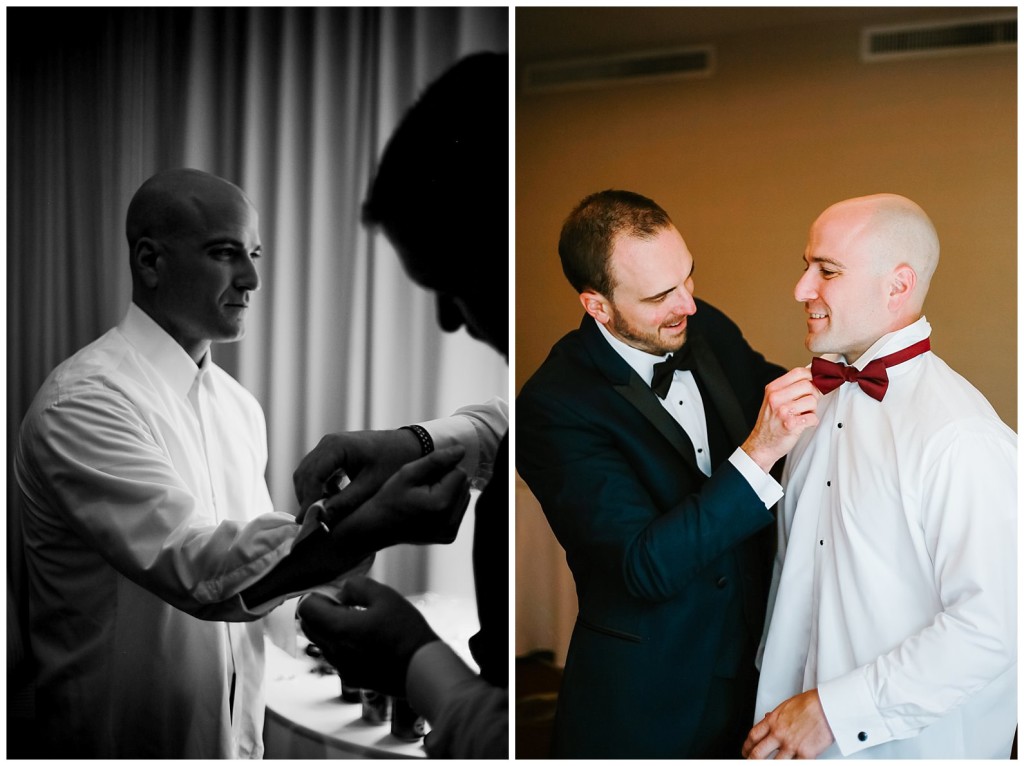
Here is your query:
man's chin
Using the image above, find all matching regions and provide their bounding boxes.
[663,331,688,354]
[213,327,246,344]
[805,335,835,357]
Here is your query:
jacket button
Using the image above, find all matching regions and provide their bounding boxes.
[716,576,728,589]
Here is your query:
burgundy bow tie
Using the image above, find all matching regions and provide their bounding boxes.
[810,338,931,401]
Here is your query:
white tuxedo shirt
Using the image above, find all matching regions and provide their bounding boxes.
[755,318,1017,758]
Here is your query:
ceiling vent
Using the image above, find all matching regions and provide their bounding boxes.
[521,46,715,94]
[862,14,1016,61]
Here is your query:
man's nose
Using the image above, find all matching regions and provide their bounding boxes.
[674,286,697,316]
[236,255,260,292]
[794,271,816,302]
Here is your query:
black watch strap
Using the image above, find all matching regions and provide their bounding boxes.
[400,424,434,456]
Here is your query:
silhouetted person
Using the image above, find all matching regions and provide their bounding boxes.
[298,51,509,759]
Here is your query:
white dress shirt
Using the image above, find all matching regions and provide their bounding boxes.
[420,396,507,490]
[597,321,782,507]
[755,317,1017,758]
[15,303,305,758]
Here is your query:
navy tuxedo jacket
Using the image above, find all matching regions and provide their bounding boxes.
[516,299,785,758]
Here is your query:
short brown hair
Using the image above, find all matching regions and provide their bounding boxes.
[558,190,672,296]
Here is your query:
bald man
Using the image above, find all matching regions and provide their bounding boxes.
[13,168,469,758]
[743,194,1017,759]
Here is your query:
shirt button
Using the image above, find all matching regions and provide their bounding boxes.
[716,576,728,589]
[838,422,844,429]
[858,731,868,742]
[826,480,831,487]
[819,539,824,546]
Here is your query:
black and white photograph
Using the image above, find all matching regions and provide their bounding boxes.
[8,5,508,759]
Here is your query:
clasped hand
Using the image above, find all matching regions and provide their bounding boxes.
[364,444,471,546]
[294,429,471,549]
[742,689,834,759]
[330,445,470,550]
[294,429,424,519]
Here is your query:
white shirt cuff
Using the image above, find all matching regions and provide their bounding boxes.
[728,447,783,508]
[818,670,892,756]
[417,416,483,485]
[418,399,507,491]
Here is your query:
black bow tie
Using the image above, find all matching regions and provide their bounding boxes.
[650,345,697,399]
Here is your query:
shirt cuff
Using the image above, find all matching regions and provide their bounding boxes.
[728,447,783,508]
[417,415,475,452]
[417,416,484,488]
[406,640,478,724]
[239,503,371,616]
[817,670,892,756]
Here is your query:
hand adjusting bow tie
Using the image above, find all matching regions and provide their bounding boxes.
[810,338,931,402]
[650,344,697,399]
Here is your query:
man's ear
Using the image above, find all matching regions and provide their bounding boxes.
[887,264,917,312]
[133,238,162,289]
[579,289,612,324]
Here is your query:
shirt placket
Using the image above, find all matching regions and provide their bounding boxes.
[189,371,242,751]
[808,388,847,684]
[186,373,218,515]
[663,372,711,476]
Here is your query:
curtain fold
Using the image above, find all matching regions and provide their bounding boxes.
[8,7,509,673]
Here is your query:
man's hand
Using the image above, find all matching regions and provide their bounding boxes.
[293,429,423,519]
[741,367,821,473]
[297,576,439,698]
[329,445,471,550]
[742,689,835,759]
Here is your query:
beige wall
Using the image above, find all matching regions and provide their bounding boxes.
[514,6,1016,663]
[516,7,1017,428]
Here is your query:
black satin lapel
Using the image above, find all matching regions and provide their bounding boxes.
[690,333,750,447]
[613,376,701,475]
[581,314,701,473]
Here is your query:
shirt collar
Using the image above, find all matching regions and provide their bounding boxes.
[595,319,673,386]
[117,302,211,398]
[824,316,932,370]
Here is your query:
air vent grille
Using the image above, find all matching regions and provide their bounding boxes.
[522,46,714,94]
[863,14,1016,61]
